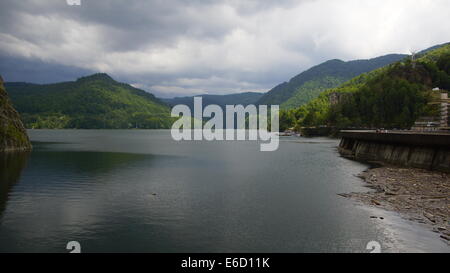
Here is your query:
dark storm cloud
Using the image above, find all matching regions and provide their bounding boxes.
[0,0,449,97]
[0,0,237,51]
[0,54,94,83]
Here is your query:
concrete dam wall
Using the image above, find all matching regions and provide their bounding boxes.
[338,130,450,173]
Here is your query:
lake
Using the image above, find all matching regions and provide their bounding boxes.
[0,130,447,252]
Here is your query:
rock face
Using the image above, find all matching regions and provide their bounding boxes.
[0,76,31,152]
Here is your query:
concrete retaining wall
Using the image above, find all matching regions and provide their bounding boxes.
[338,131,450,172]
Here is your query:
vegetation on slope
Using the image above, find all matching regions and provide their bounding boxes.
[6,73,174,129]
[279,44,450,132]
[257,54,406,109]
[0,76,31,151]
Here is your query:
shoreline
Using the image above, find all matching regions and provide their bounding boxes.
[339,165,450,245]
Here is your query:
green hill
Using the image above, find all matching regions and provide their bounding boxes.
[281,44,450,131]
[5,73,173,129]
[257,54,407,109]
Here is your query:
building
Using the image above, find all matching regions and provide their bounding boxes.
[440,92,449,129]
[411,89,449,131]
[328,92,349,105]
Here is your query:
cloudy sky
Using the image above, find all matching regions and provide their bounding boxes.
[0,0,449,98]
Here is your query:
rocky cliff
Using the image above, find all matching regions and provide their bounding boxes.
[0,76,31,152]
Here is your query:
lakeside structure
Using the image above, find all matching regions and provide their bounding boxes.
[338,130,450,172]
[338,88,450,172]
[411,89,450,131]
[439,91,449,129]
[338,93,450,240]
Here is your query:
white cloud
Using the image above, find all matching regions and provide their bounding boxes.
[0,0,449,97]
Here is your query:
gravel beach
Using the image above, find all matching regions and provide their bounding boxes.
[339,166,450,244]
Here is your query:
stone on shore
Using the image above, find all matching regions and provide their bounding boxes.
[338,166,450,243]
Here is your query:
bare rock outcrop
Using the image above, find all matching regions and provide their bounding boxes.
[0,76,31,152]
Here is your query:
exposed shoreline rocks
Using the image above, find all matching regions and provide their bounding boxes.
[339,166,450,244]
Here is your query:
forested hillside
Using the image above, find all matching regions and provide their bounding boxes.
[279,44,450,131]
[6,73,173,129]
[257,54,406,109]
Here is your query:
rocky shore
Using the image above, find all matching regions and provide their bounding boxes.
[339,166,450,244]
[0,76,31,152]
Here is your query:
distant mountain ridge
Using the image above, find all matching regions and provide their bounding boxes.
[417,42,450,55]
[280,43,450,131]
[5,73,173,129]
[257,54,408,109]
[4,43,449,132]
[162,92,264,110]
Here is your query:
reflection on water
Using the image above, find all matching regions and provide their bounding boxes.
[0,130,448,253]
[29,150,154,174]
[0,152,29,219]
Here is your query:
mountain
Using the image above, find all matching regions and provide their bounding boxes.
[162,92,264,110]
[5,73,173,129]
[257,54,407,109]
[283,43,450,131]
[0,76,31,151]
[417,42,450,55]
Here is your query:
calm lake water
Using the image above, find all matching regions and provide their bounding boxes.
[0,130,448,252]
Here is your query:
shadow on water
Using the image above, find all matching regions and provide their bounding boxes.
[0,152,30,219]
[0,148,170,252]
[29,150,156,175]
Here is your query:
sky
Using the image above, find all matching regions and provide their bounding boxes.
[0,0,449,98]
